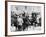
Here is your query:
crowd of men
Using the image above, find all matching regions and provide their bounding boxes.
[11,12,41,31]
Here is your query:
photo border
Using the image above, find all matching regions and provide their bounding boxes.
[5,1,45,36]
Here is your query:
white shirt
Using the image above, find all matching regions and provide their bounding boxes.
[37,16,40,23]
[17,17,23,25]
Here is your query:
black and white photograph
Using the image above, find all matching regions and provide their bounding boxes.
[7,2,45,35]
[11,5,41,31]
